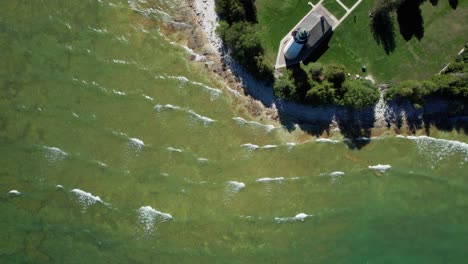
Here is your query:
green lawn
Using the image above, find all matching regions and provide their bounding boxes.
[256,0,468,82]
[340,0,358,9]
[256,0,316,63]
[323,0,347,19]
[316,0,468,82]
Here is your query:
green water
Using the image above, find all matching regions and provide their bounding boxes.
[1,0,468,263]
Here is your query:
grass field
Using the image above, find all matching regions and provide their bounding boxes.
[322,0,347,19]
[256,0,319,63]
[256,0,468,82]
[340,0,358,8]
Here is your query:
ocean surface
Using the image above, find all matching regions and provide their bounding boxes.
[1,0,467,263]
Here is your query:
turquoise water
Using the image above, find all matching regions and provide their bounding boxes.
[1,0,467,263]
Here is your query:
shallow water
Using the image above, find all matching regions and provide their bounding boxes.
[1,0,467,263]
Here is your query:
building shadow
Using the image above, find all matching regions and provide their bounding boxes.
[302,31,334,64]
[396,0,425,41]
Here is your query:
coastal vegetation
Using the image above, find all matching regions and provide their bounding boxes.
[274,63,380,110]
[257,0,467,82]
[215,0,273,81]
[385,44,468,106]
[214,0,466,111]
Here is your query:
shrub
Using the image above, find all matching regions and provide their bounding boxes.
[215,0,257,25]
[444,62,465,73]
[324,64,346,92]
[273,71,296,99]
[305,81,336,104]
[342,80,380,110]
[304,63,324,82]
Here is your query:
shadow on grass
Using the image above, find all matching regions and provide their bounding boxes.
[448,0,458,9]
[397,0,425,41]
[370,9,396,54]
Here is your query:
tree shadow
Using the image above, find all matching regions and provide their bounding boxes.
[370,10,396,54]
[384,98,468,135]
[449,0,458,9]
[335,107,376,149]
[429,0,439,5]
[396,0,425,41]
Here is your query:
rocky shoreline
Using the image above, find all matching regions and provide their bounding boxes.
[182,0,466,139]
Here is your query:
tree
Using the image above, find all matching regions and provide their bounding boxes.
[304,63,324,82]
[273,70,296,99]
[324,64,346,90]
[342,80,380,110]
[305,81,336,104]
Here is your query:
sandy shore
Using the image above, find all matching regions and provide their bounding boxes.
[186,0,465,139]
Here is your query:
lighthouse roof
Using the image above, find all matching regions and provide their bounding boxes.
[295,13,332,48]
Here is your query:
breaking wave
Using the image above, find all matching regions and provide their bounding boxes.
[226,181,245,192]
[368,164,392,172]
[138,206,173,234]
[71,189,106,209]
[233,117,279,133]
[155,74,222,100]
[397,135,468,163]
[155,104,216,127]
[275,213,310,223]
[43,146,69,164]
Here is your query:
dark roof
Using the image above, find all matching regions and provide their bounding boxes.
[295,13,332,48]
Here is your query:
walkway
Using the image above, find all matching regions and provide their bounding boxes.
[275,0,363,69]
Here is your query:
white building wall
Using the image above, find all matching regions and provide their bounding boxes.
[283,38,304,60]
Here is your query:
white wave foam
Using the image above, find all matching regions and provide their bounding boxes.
[328,171,345,183]
[187,110,216,126]
[129,137,145,148]
[262,145,277,149]
[96,161,108,167]
[128,0,172,21]
[368,164,391,172]
[154,104,182,112]
[71,189,104,208]
[256,177,285,183]
[90,27,108,34]
[112,130,128,137]
[197,158,209,164]
[8,190,21,195]
[116,35,129,43]
[225,85,242,97]
[167,147,182,153]
[316,138,340,144]
[170,41,207,62]
[112,89,126,96]
[397,135,468,163]
[159,75,222,100]
[138,206,173,233]
[143,94,154,101]
[275,213,309,223]
[233,117,278,133]
[56,185,64,189]
[43,146,68,163]
[240,143,260,151]
[226,181,245,192]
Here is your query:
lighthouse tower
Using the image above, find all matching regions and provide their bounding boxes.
[283,28,309,60]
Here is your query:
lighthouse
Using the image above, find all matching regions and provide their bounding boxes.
[283,28,309,60]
